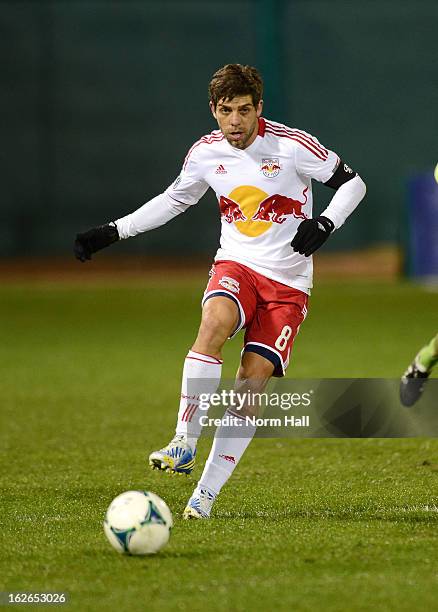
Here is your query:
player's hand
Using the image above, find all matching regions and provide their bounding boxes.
[291,215,334,257]
[74,223,119,262]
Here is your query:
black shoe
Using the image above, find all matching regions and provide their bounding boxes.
[399,361,430,407]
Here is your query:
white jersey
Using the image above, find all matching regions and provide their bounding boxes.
[167,118,339,292]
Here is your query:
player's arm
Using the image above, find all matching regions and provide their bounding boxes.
[320,159,367,229]
[74,150,208,262]
[291,140,366,256]
[74,192,191,262]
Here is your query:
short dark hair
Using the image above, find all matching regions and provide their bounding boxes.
[208,64,263,109]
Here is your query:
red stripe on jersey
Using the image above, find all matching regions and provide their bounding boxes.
[183,132,224,170]
[265,121,328,159]
[265,124,328,159]
[183,132,223,165]
[264,120,328,155]
[265,127,327,161]
[258,117,266,137]
[291,129,328,156]
[183,135,223,170]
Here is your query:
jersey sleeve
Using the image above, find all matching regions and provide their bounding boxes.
[165,145,209,205]
[294,130,340,183]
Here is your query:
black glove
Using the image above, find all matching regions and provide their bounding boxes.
[291,215,334,257]
[74,223,119,262]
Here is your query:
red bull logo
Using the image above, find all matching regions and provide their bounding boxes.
[219,196,247,223]
[217,185,309,238]
[218,276,240,294]
[260,158,281,178]
[251,188,308,224]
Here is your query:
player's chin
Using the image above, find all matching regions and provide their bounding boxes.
[226,136,247,149]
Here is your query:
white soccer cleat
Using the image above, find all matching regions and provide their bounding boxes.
[183,486,216,519]
[149,435,196,475]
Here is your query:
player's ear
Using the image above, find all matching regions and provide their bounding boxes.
[209,101,217,119]
[256,99,263,117]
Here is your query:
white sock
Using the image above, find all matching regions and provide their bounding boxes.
[175,350,222,451]
[198,409,257,495]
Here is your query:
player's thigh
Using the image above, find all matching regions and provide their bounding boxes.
[243,291,308,377]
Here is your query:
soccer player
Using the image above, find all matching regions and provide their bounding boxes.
[400,333,438,406]
[74,64,366,519]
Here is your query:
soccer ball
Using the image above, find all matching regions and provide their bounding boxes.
[103,490,173,555]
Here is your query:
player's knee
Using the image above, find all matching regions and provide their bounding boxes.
[238,352,275,382]
[198,311,230,344]
[201,299,237,336]
[194,299,238,352]
[234,356,273,418]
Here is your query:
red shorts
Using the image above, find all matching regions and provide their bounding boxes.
[202,260,308,377]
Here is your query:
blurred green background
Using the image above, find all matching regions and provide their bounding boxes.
[2,4,438,607]
[2,0,438,257]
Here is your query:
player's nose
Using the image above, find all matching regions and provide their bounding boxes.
[229,112,241,126]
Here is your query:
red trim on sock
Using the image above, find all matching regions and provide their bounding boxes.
[181,403,199,422]
[188,350,223,364]
[226,408,247,421]
[186,404,198,422]
[187,355,223,365]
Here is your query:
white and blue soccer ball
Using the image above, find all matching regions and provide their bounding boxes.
[103,490,173,555]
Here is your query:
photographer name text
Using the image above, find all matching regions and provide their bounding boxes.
[199,414,310,428]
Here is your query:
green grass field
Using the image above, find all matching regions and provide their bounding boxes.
[1,277,438,611]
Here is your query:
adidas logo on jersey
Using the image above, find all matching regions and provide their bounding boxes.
[215,164,227,174]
